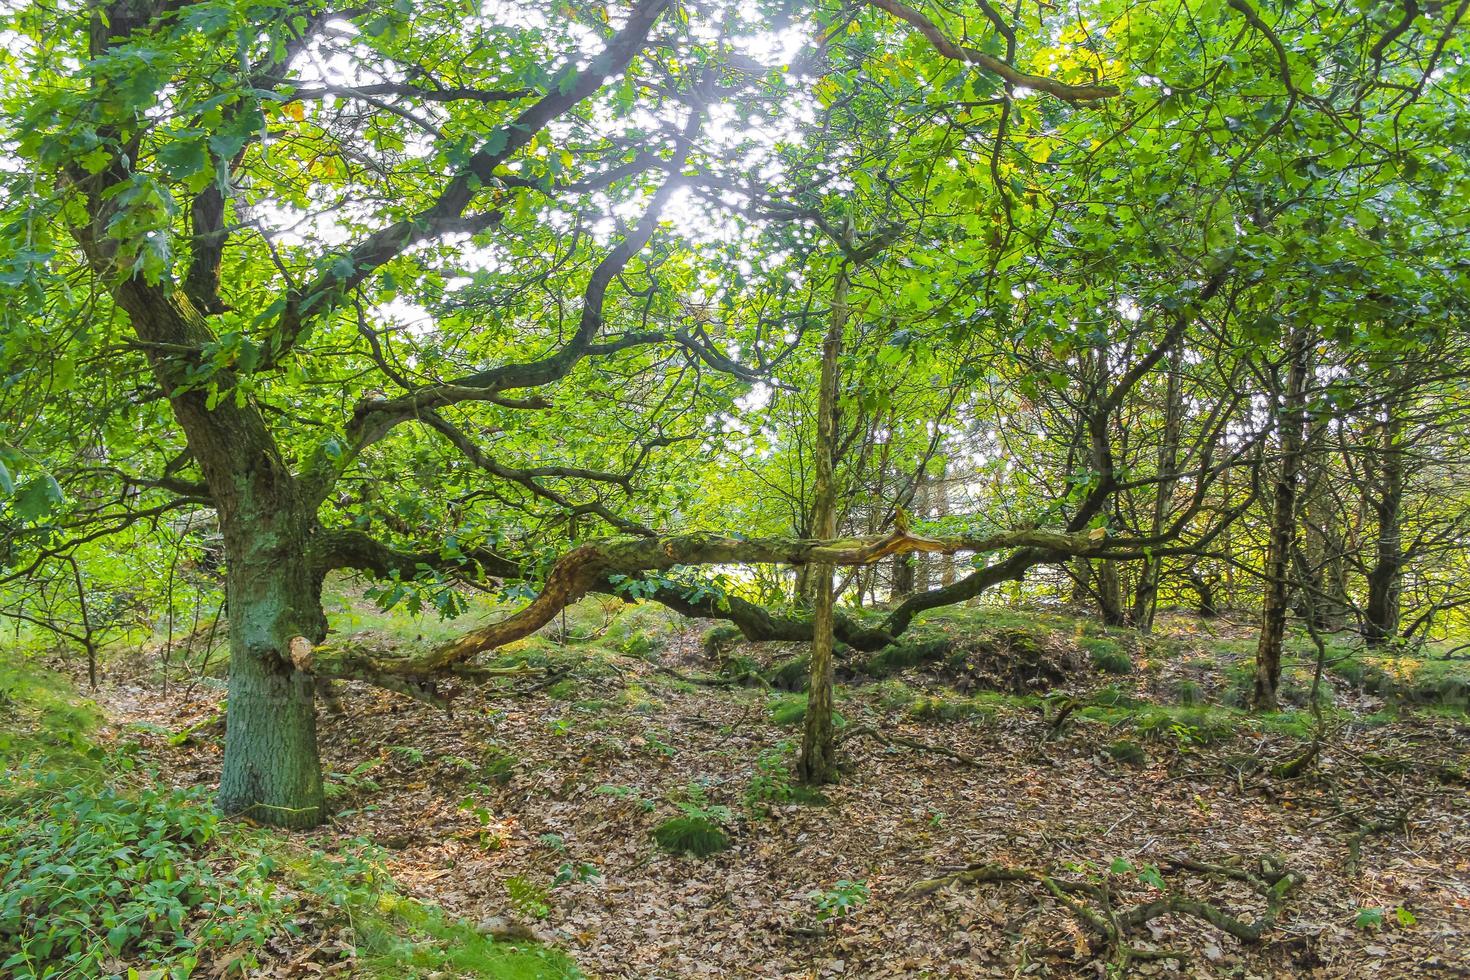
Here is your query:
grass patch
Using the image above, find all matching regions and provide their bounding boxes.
[1082,636,1133,675]
[1172,679,1204,706]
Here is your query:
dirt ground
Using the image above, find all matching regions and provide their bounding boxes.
[93,619,1470,979]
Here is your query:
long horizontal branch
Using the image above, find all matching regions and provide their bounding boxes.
[303,526,1107,679]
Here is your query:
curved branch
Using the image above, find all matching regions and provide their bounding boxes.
[863,0,1119,102]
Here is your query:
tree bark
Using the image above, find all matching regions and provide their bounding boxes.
[106,284,329,827]
[1253,327,1311,711]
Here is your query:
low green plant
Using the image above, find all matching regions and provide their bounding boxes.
[595,783,655,811]
[480,746,520,785]
[808,880,870,920]
[546,678,580,700]
[654,783,734,857]
[388,744,426,765]
[1173,679,1204,706]
[504,875,552,920]
[1083,637,1133,675]
[743,745,827,814]
[552,861,601,887]
[324,758,382,800]
[671,782,734,824]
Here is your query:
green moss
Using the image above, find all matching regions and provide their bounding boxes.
[872,680,917,711]
[1092,685,1142,708]
[1255,711,1317,739]
[860,638,949,678]
[1106,739,1147,766]
[906,693,994,723]
[652,816,730,857]
[701,625,744,657]
[767,693,845,728]
[768,694,807,726]
[766,654,810,691]
[1173,679,1204,706]
[546,678,580,700]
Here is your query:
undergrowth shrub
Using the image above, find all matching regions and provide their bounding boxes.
[743,745,827,815]
[0,775,284,979]
[480,746,519,785]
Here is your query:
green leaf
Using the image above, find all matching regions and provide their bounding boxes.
[13,474,63,520]
[1354,907,1384,929]
[157,138,209,181]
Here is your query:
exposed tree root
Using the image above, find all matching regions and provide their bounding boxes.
[905,853,1302,971]
[840,724,983,766]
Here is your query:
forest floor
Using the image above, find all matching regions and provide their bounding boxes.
[58,599,1470,977]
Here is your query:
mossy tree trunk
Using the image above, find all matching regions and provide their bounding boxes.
[105,283,330,828]
[216,510,327,828]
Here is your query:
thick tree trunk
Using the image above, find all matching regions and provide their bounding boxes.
[1363,411,1404,647]
[1254,328,1310,711]
[216,518,327,828]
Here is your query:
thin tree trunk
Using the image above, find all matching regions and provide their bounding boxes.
[799,253,848,786]
[914,473,933,594]
[1254,327,1311,711]
[1363,410,1405,646]
[1133,345,1185,632]
[934,461,955,588]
